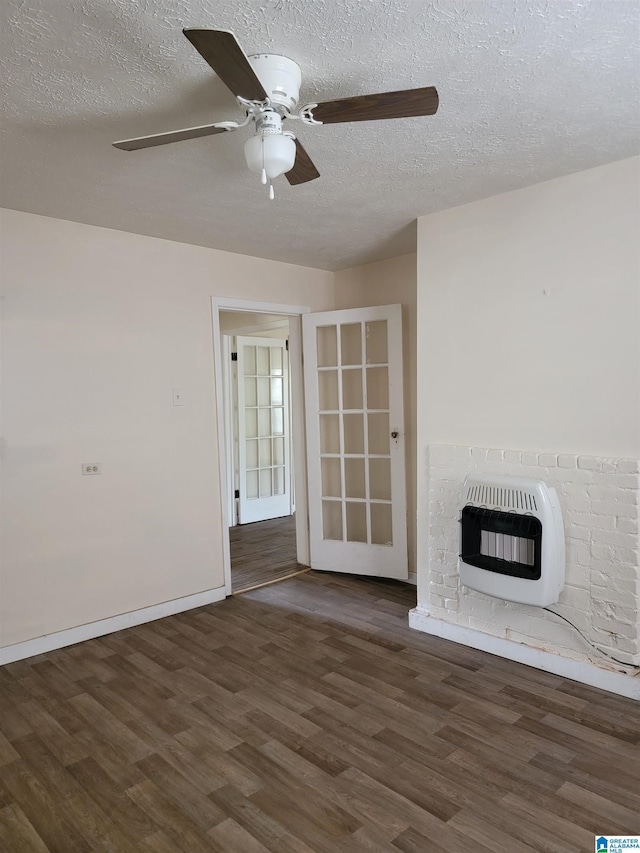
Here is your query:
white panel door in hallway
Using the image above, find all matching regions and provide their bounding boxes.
[237,336,291,524]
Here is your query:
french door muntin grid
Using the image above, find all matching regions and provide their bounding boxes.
[242,342,287,501]
[317,320,393,546]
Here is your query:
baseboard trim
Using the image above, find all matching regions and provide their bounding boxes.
[407,573,417,586]
[408,607,639,700]
[0,586,227,666]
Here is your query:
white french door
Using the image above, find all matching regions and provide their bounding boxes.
[237,336,291,524]
[302,305,408,579]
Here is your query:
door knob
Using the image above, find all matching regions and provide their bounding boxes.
[391,430,399,439]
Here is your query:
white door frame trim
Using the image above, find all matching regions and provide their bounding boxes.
[225,319,290,336]
[221,333,236,528]
[211,297,311,595]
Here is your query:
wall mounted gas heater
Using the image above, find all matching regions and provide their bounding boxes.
[459,474,565,607]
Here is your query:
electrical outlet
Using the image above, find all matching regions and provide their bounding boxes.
[82,463,102,475]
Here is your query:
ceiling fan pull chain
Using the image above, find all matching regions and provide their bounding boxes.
[269,183,275,201]
[261,136,268,185]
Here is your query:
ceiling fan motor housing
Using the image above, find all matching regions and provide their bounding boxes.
[248,54,302,113]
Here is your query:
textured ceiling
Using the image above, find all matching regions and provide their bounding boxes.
[1,0,638,271]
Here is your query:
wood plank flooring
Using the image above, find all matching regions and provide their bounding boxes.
[1,571,638,852]
[230,515,303,593]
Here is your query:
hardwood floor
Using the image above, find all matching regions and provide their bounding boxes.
[1,571,638,852]
[230,514,305,593]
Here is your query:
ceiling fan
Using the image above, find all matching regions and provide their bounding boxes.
[113,29,439,199]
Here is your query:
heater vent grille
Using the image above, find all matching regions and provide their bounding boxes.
[460,473,565,606]
[466,484,537,512]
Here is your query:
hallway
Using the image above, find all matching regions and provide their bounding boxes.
[230,515,305,593]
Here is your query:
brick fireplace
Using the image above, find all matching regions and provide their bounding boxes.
[410,445,640,697]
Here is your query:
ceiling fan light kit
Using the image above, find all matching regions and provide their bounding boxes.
[244,120,296,185]
[112,28,439,199]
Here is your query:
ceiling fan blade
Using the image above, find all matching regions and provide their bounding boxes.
[183,29,267,101]
[311,86,439,124]
[286,139,320,185]
[113,123,229,151]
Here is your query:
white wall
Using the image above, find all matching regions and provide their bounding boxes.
[0,210,334,647]
[334,253,417,574]
[415,157,640,681]
[417,156,640,459]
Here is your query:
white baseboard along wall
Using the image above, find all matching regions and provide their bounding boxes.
[409,607,640,701]
[0,586,227,666]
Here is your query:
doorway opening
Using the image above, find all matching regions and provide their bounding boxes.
[212,298,312,596]
[212,297,411,597]
[220,310,305,593]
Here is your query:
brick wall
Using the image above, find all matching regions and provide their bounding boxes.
[421,445,640,669]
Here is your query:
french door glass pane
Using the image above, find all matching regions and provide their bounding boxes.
[245,409,258,438]
[368,412,390,455]
[246,470,259,500]
[317,326,338,368]
[244,347,256,375]
[273,436,285,466]
[322,500,342,540]
[371,502,393,546]
[246,440,258,469]
[366,367,389,409]
[321,458,342,498]
[271,377,283,405]
[258,377,270,406]
[369,457,391,501]
[318,371,339,410]
[244,378,257,407]
[273,467,285,496]
[346,502,367,543]
[258,408,270,437]
[272,407,284,435]
[342,368,363,409]
[259,438,271,467]
[340,323,362,366]
[320,414,340,454]
[343,413,364,454]
[345,458,366,499]
[260,469,272,498]
[271,347,283,375]
[257,346,270,375]
[365,320,388,364]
